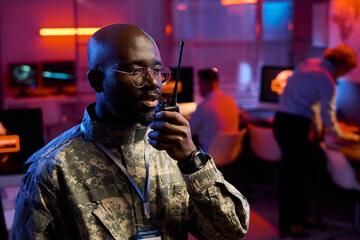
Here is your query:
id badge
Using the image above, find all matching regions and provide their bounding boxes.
[136,228,161,240]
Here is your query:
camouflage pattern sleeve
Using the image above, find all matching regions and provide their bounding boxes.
[10,130,85,240]
[9,181,53,239]
[9,162,78,239]
[9,105,249,240]
[183,155,250,240]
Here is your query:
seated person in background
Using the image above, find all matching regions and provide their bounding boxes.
[10,23,249,239]
[189,68,240,152]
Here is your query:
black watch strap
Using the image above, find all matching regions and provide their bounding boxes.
[178,148,208,174]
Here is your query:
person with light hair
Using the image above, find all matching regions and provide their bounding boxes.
[273,44,359,238]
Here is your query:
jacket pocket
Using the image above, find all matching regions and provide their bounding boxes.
[92,200,135,240]
[68,184,135,240]
[164,184,189,238]
[12,200,52,240]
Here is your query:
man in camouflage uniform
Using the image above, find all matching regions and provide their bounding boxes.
[10,23,249,240]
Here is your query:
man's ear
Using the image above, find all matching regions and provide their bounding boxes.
[87,70,104,93]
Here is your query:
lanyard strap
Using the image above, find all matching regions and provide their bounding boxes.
[80,124,151,218]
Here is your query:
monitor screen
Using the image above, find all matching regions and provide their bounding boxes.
[259,65,293,103]
[0,109,44,178]
[335,79,360,127]
[9,63,37,88]
[168,67,193,103]
[42,61,75,86]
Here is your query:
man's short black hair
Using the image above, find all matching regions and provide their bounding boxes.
[198,69,218,82]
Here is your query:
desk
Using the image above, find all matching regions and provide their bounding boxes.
[241,108,276,128]
[0,185,20,234]
[178,102,197,119]
[324,124,360,183]
[3,95,95,125]
[3,95,96,143]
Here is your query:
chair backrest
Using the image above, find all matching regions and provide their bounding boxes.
[0,190,8,239]
[247,123,281,162]
[208,128,247,167]
[321,144,360,191]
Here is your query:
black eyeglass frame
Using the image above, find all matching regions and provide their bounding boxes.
[96,65,172,88]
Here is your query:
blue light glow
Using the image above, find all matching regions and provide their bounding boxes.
[263,1,292,40]
[42,71,73,80]
[238,62,251,85]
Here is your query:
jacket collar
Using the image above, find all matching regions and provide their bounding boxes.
[81,103,148,145]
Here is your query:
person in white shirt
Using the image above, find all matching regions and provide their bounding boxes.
[273,44,360,238]
[189,68,239,153]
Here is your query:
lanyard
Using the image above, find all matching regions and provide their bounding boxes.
[94,141,151,218]
[80,124,151,218]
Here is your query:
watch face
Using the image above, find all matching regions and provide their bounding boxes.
[193,155,203,166]
[177,150,207,174]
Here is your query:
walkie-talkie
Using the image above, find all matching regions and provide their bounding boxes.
[155,40,185,114]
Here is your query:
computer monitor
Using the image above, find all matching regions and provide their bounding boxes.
[258,65,293,109]
[41,61,75,94]
[0,109,44,187]
[168,67,193,103]
[335,79,360,127]
[9,63,38,96]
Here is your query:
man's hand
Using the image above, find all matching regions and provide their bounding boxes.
[148,111,196,161]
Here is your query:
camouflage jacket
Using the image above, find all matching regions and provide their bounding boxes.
[10,104,249,240]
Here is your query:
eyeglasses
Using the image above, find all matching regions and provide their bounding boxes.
[96,65,172,88]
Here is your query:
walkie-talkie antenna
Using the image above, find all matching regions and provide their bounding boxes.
[170,40,184,107]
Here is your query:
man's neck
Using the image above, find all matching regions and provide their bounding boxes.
[94,104,139,127]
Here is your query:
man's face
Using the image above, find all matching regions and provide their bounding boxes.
[101,34,163,126]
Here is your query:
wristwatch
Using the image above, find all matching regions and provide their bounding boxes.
[178,147,208,174]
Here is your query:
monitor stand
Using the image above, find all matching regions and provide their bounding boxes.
[16,86,27,97]
[55,84,67,95]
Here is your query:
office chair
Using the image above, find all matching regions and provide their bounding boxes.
[321,143,360,239]
[0,190,8,239]
[247,122,281,162]
[247,122,281,191]
[208,128,247,168]
[208,128,247,183]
